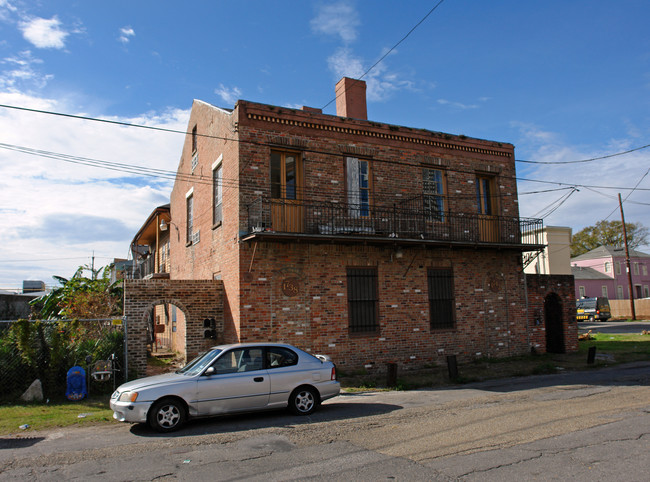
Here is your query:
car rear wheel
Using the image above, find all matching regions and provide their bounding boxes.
[148,398,186,432]
[289,386,318,415]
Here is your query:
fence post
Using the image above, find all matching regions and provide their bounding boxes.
[386,363,397,387]
[123,315,129,380]
[587,346,596,365]
[447,355,458,380]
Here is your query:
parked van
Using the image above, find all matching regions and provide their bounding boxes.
[576,297,611,322]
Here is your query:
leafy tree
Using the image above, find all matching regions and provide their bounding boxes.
[571,220,649,257]
[31,265,123,320]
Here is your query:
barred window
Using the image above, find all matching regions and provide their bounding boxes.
[347,267,378,333]
[428,269,455,330]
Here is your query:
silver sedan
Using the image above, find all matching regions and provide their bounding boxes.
[110,343,340,432]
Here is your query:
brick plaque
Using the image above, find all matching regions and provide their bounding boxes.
[281,277,300,297]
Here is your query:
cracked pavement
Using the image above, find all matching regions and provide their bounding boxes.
[1,363,649,481]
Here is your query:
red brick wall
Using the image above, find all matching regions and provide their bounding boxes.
[123,279,224,378]
[525,274,578,353]
[237,242,534,371]
[166,98,553,372]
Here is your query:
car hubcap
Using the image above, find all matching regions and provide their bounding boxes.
[296,391,314,412]
[157,405,180,428]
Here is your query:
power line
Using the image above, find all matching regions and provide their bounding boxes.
[516,143,650,164]
[322,0,447,111]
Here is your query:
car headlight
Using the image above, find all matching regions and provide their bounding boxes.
[118,391,139,402]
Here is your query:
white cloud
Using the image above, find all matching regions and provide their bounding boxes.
[215,84,242,106]
[437,98,479,110]
[327,47,413,102]
[119,26,135,44]
[0,50,52,90]
[19,16,69,49]
[0,92,190,289]
[311,2,360,43]
[515,125,650,244]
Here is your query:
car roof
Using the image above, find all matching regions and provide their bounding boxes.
[209,342,300,351]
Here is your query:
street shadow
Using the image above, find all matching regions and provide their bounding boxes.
[0,436,45,449]
[129,396,401,438]
[452,361,650,394]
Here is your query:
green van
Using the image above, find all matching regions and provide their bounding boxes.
[576,297,611,322]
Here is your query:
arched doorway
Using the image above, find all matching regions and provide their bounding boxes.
[545,292,565,353]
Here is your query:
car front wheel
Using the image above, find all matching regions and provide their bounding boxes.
[289,386,318,415]
[148,398,186,432]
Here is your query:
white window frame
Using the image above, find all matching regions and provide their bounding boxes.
[212,155,223,227]
[617,285,624,299]
[601,285,608,298]
[579,286,586,298]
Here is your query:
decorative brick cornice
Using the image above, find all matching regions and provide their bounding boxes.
[338,144,377,157]
[418,156,450,167]
[267,135,310,149]
[247,112,512,158]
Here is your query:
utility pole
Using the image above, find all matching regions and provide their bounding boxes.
[618,193,636,320]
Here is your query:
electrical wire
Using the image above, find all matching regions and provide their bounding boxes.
[516,143,650,164]
[321,0,447,111]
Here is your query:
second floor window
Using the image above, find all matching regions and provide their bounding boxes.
[191,125,198,153]
[271,151,301,200]
[213,163,222,226]
[476,175,496,215]
[346,157,371,218]
[423,168,445,221]
[186,192,194,244]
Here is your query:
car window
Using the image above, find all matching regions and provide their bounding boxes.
[212,348,264,373]
[267,347,298,369]
[178,349,221,376]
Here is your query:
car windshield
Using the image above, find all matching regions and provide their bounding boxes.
[177,349,222,376]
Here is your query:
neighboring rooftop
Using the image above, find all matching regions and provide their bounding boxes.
[571,265,613,280]
[571,245,650,261]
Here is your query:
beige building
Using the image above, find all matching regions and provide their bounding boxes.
[524,226,572,275]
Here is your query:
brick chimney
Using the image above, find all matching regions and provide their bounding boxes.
[335,77,367,120]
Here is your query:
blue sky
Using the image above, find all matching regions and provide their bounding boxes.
[0,0,649,291]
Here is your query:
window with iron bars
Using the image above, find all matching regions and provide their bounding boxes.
[347,267,379,333]
[428,268,455,330]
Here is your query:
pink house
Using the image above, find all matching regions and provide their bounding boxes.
[571,245,650,299]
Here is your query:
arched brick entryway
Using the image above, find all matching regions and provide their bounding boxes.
[124,279,223,378]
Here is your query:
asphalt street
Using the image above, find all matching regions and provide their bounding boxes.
[578,320,650,334]
[1,363,649,481]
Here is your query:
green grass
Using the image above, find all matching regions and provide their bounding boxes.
[0,397,114,435]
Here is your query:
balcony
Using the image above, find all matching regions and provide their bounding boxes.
[243,196,544,251]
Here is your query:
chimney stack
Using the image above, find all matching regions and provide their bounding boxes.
[335,77,367,120]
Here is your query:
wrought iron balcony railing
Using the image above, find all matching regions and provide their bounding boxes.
[245,196,544,249]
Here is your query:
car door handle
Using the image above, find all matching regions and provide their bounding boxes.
[253,377,264,382]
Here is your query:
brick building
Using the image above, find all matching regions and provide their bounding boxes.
[129,77,576,372]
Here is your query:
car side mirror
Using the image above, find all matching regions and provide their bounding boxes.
[203,366,215,376]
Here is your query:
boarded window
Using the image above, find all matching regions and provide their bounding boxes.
[428,269,455,330]
[347,267,378,333]
[346,157,371,218]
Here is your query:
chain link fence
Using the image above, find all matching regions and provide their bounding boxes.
[0,319,125,405]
